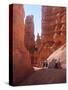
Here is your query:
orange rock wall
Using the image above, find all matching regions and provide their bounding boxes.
[13,4,33,85]
[24,15,35,64]
[35,6,66,67]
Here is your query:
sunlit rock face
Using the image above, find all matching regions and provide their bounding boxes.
[13,4,33,85]
[47,44,66,69]
[24,15,35,65]
[35,6,66,67]
[42,6,66,50]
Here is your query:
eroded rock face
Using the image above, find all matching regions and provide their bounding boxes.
[13,4,33,85]
[35,6,66,67]
[24,15,35,65]
[41,6,66,53]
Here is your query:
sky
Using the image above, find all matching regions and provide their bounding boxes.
[24,4,41,40]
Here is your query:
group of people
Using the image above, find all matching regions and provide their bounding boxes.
[43,58,62,69]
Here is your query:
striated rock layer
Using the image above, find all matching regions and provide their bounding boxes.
[34,6,66,67]
[12,4,33,85]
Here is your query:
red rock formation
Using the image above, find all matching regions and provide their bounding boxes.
[35,6,66,67]
[24,15,35,65]
[53,7,66,49]
[12,4,33,85]
[41,6,66,49]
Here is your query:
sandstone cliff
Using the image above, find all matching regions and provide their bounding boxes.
[12,4,33,85]
[34,6,66,67]
[24,15,35,65]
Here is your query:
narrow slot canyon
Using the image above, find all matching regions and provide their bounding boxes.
[10,4,66,85]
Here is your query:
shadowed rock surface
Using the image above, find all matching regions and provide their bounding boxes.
[24,15,35,65]
[12,4,33,85]
[19,69,66,85]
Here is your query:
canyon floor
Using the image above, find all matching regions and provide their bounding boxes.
[18,44,66,86]
[19,68,66,86]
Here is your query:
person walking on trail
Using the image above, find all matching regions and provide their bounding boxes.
[43,60,48,68]
[55,58,62,69]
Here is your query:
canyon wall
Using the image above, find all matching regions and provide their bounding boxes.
[12,4,33,85]
[35,6,66,67]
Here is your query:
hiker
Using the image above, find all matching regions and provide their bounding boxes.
[43,60,48,68]
[55,59,62,69]
[48,58,57,68]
